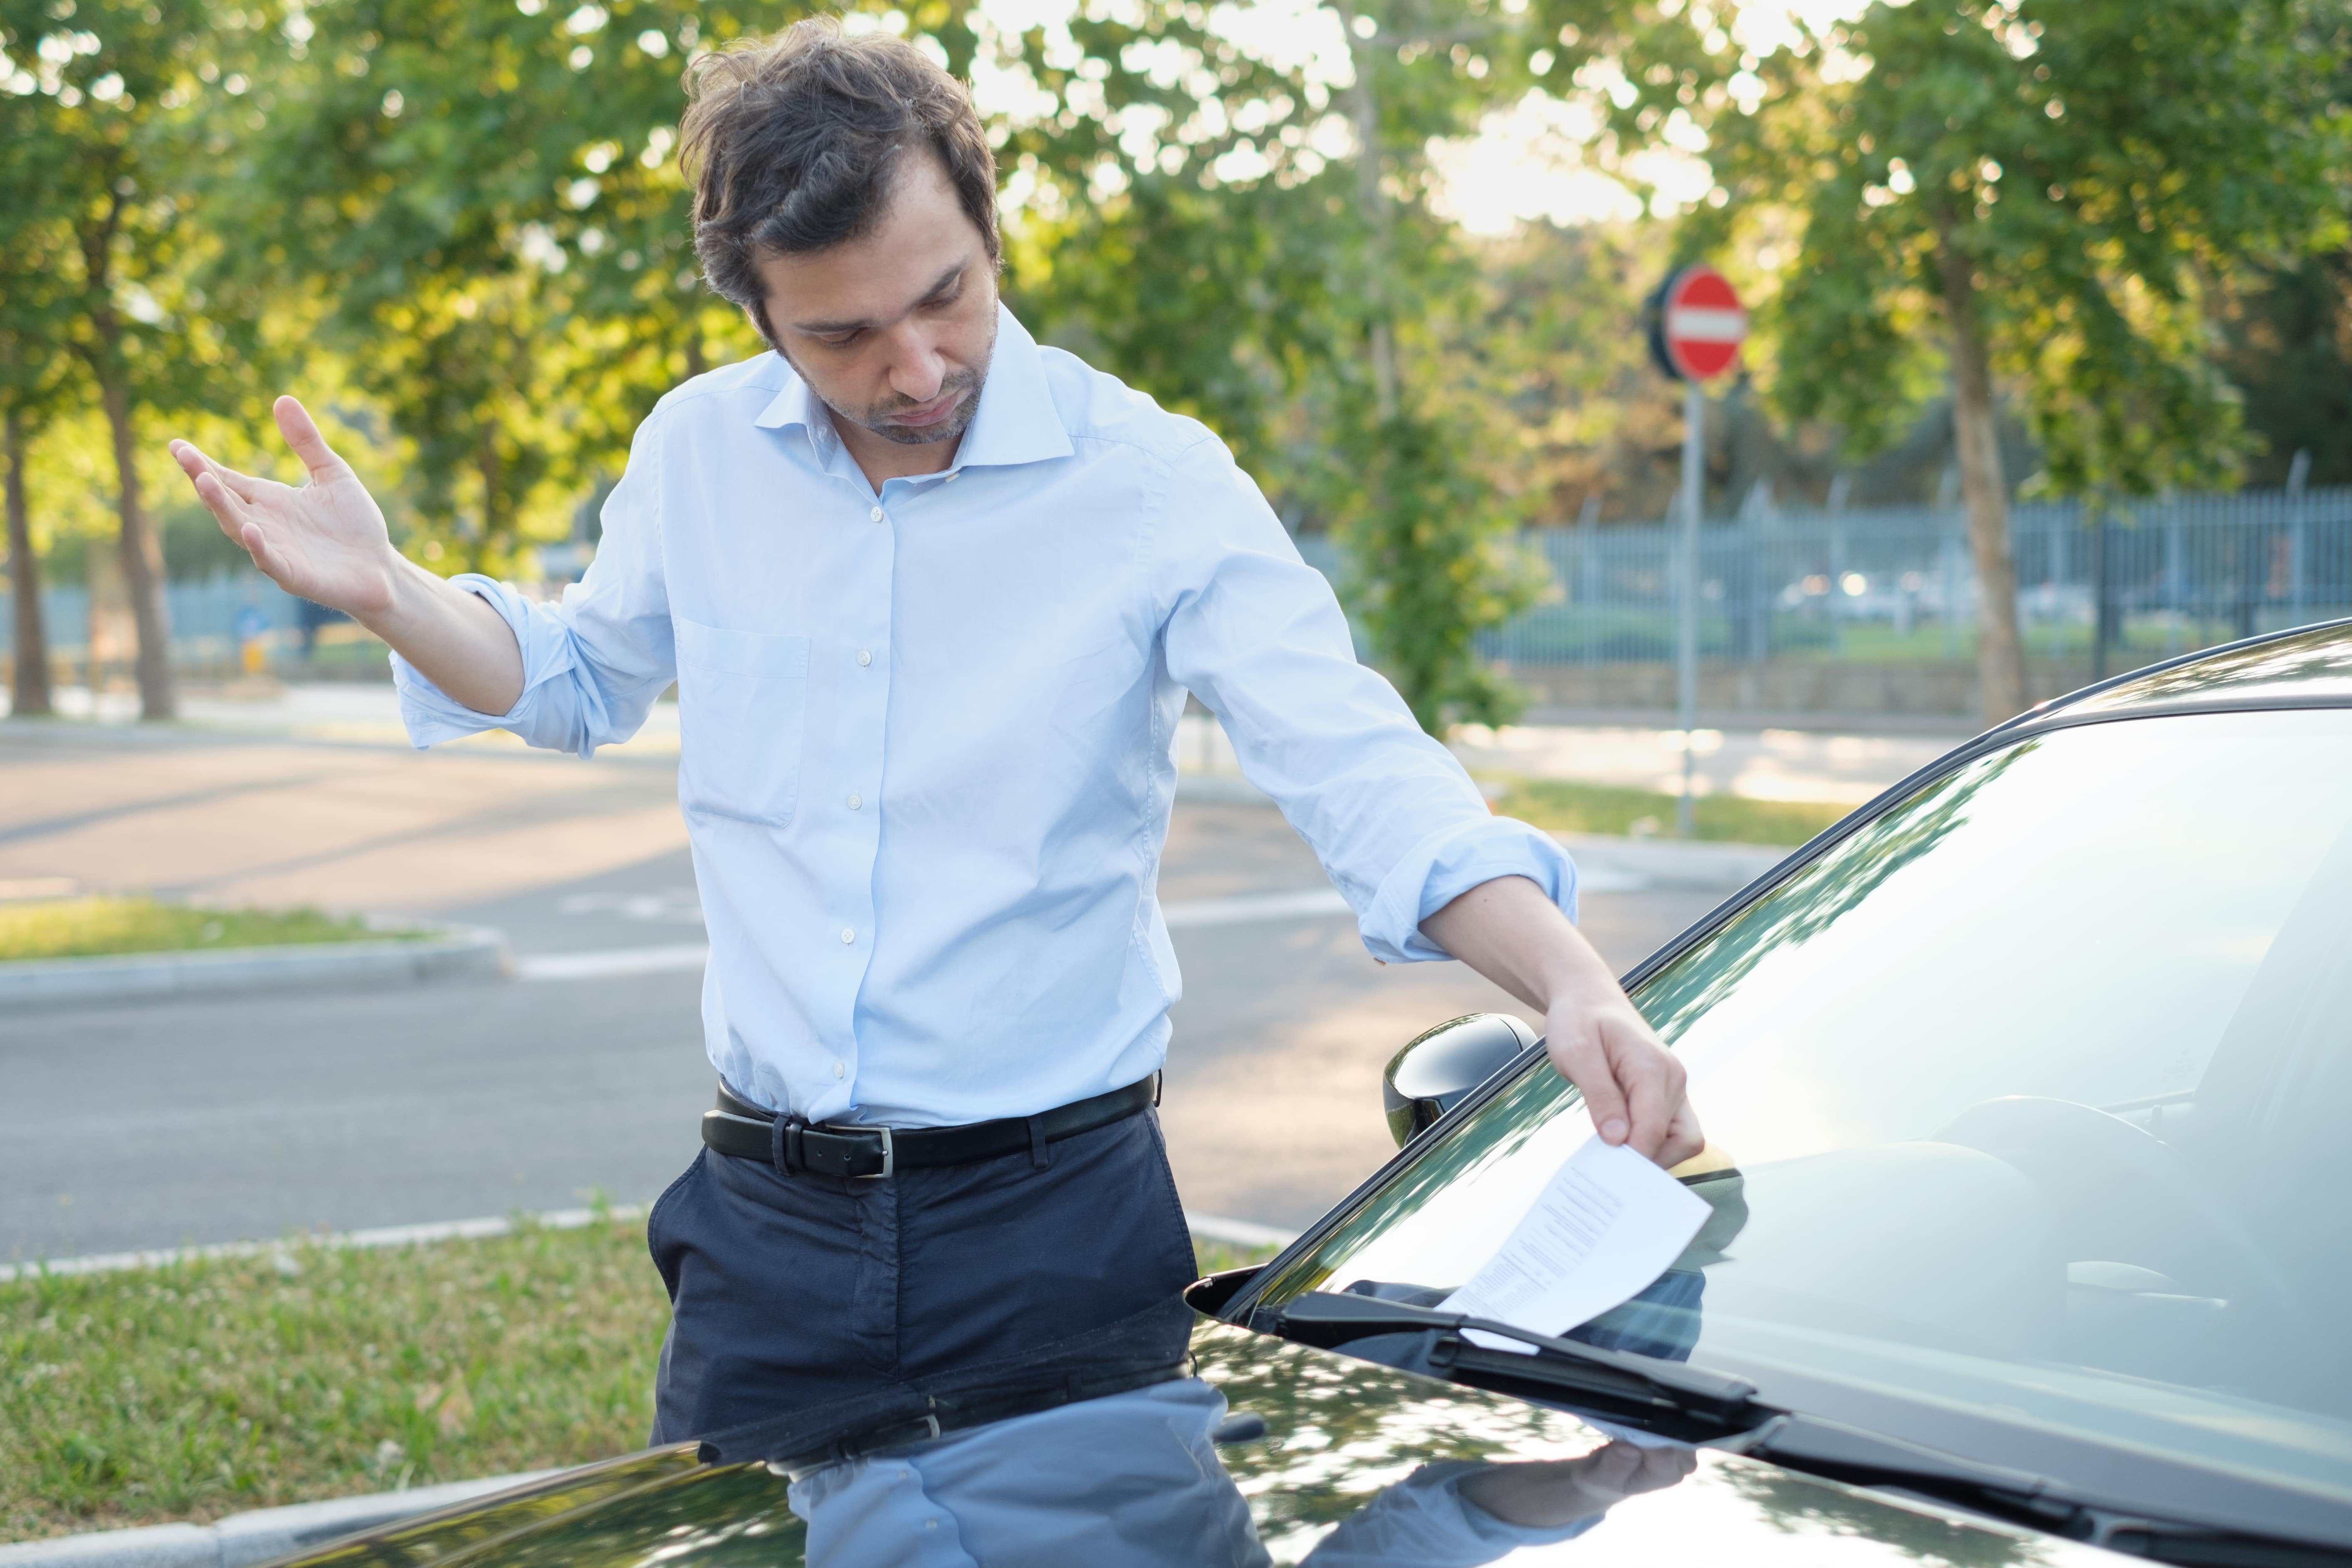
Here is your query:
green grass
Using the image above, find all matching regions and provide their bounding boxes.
[1489,775,1849,847]
[1,1217,1282,1543]
[0,897,404,962]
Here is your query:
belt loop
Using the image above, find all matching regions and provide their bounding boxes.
[773,1115,807,1177]
[1027,1115,1051,1169]
[1152,1071,1162,1108]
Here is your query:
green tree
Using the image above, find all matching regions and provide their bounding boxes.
[995,0,1703,732]
[1711,0,2350,723]
[228,2,969,572]
[0,0,280,719]
[0,74,74,717]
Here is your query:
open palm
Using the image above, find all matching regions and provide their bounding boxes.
[168,396,403,618]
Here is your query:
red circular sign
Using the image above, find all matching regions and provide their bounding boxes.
[1661,264,1747,381]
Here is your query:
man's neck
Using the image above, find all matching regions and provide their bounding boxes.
[833,412,960,491]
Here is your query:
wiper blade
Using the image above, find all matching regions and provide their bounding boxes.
[1743,1416,2352,1568]
[1270,1291,1766,1430]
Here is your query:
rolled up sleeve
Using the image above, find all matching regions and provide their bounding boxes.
[1155,434,1578,964]
[392,416,676,758]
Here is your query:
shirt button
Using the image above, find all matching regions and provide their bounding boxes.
[840,927,855,944]
[856,649,872,667]
[868,506,884,522]
[944,471,960,484]
[848,793,863,810]
[833,1060,845,1079]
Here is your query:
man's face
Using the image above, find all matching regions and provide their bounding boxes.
[748,150,998,448]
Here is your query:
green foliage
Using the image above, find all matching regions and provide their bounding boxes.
[0,895,402,962]
[216,1,826,568]
[1487,775,1847,847]
[993,0,1705,730]
[0,1219,1270,1541]
[1332,409,1545,729]
[1715,0,2352,498]
[0,1218,670,1541]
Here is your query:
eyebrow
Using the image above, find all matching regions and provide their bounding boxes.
[788,262,966,337]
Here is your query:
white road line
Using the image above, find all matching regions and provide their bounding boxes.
[516,942,712,980]
[514,874,1655,982]
[1162,888,1354,927]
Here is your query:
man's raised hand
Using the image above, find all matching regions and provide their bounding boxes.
[168,397,401,618]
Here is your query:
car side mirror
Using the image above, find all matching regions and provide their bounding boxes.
[1383,1012,1541,1147]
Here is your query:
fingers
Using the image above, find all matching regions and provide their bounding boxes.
[170,441,254,534]
[1548,1028,1631,1148]
[273,395,351,481]
[1548,1005,1694,1163]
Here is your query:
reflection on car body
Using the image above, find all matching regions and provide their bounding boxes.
[279,620,2352,1567]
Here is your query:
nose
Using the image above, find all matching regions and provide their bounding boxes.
[885,320,946,407]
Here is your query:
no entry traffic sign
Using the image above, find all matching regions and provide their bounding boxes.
[1646,264,1747,382]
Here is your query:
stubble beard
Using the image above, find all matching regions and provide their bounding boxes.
[787,332,996,450]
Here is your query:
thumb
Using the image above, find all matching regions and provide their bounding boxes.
[274,395,351,482]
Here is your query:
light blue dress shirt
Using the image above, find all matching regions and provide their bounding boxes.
[395,305,1577,1127]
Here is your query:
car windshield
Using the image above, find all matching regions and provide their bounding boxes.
[1251,706,2352,1509]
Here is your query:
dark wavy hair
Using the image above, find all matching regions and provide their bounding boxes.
[679,20,998,341]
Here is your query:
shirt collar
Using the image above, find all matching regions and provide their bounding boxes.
[751,303,1074,472]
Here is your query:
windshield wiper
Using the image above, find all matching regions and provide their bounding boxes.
[1269,1291,1767,1434]
[1739,1416,2352,1568]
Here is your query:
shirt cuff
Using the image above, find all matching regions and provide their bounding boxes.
[390,574,583,753]
[1360,815,1580,964]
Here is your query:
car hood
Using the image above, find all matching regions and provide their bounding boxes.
[282,1317,2114,1567]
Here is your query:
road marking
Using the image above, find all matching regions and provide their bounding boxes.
[516,943,711,980]
[515,874,1653,980]
[1162,888,1354,927]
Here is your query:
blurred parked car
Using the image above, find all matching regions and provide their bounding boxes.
[286,618,2352,1567]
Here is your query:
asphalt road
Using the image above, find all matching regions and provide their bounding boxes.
[0,719,1733,1264]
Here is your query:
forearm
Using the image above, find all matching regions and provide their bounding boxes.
[1419,875,1619,1016]
[1420,872,1699,1162]
[362,558,526,716]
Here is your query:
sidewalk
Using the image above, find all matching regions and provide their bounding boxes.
[1174,708,1959,807]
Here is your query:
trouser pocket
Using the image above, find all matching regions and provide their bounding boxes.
[645,1152,706,1303]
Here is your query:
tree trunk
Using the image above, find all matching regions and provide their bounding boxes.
[5,403,53,717]
[1935,234,2027,725]
[93,356,177,720]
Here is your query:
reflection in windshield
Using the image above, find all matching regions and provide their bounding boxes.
[785,1374,1689,1566]
[1249,708,2352,1511]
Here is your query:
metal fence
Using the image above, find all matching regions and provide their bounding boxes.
[1296,483,2352,674]
[0,569,358,681]
[6,483,2348,686]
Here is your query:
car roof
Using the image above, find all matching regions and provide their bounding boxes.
[2002,616,2352,734]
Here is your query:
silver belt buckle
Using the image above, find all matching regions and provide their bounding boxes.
[855,1125,894,1180]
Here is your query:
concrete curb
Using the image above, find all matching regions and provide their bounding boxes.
[0,1471,563,1568]
[0,924,511,1011]
[0,1204,649,1285]
[1553,832,1790,893]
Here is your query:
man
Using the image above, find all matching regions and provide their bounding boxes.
[168,21,1701,1444]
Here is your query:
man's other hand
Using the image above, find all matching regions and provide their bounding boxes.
[1422,874,1704,1168]
[169,396,401,617]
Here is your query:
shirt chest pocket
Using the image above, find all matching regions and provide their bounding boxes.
[673,618,811,828]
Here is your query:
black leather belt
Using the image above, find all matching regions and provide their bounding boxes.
[700,1073,1160,1179]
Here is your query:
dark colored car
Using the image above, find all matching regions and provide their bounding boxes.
[288,621,2352,1567]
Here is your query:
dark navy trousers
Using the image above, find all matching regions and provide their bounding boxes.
[645,1104,1200,1444]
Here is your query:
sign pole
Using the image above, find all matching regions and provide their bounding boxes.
[1646,260,1745,841]
[1677,379,1702,839]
